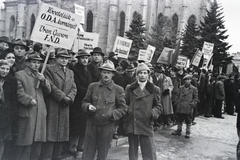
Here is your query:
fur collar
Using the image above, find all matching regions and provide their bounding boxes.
[129,81,154,93]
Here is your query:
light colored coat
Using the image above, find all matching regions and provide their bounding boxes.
[44,64,77,142]
[15,67,51,146]
[152,74,174,115]
[124,81,162,137]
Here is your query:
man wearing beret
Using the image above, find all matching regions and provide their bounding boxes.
[124,63,162,160]
[82,60,128,160]
[41,48,77,160]
[69,50,92,156]
[172,74,198,138]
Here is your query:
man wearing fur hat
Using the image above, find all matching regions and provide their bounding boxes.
[41,48,77,159]
[82,60,128,160]
[172,74,198,138]
[14,51,51,160]
[124,63,162,160]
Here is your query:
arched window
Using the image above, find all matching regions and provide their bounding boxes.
[119,11,125,37]
[157,13,163,25]
[188,14,196,25]
[30,14,35,35]
[172,13,178,34]
[9,15,15,32]
[86,11,93,32]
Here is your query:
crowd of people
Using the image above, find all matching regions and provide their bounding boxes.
[0,35,239,160]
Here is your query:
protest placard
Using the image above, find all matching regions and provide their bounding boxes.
[157,47,174,65]
[138,49,147,61]
[146,45,156,62]
[113,36,132,59]
[202,41,214,56]
[175,55,188,68]
[191,49,203,67]
[74,3,85,24]
[202,53,213,67]
[72,32,99,53]
[30,3,81,49]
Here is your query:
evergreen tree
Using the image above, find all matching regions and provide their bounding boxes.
[147,14,177,63]
[125,12,147,60]
[198,0,232,69]
[180,17,200,60]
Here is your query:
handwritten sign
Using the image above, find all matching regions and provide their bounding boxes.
[72,32,99,53]
[138,50,147,61]
[74,4,85,24]
[175,55,188,68]
[146,45,156,62]
[30,3,81,49]
[157,47,175,65]
[113,36,132,59]
[191,49,203,67]
[202,41,214,56]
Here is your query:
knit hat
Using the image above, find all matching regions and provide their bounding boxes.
[99,60,116,72]
[136,63,150,75]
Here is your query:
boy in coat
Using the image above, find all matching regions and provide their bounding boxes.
[125,63,162,160]
[15,51,51,160]
[172,74,198,138]
[82,60,128,160]
[41,48,77,160]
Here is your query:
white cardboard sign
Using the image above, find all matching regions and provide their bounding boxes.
[30,3,81,49]
[74,4,85,24]
[72,32,99,53]
[113,36,132,59]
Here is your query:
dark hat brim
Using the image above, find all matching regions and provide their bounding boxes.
[76,54,91,58]
[90,51,104,56]
[13,43,29,51]
[98,67,116,72]
[56,55,71,58]
[26,57,43,61]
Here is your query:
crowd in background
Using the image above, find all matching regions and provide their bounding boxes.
[0,36,239,160]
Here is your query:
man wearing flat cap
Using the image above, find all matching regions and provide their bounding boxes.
[14,51,51,160]
[88,47,104,82]
[124,63,162,160]
[82,60,128,160]
[41,48,77,159]
[69,50,92,156]
[172,74,198,138]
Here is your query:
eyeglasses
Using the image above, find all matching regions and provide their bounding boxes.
[14,46,25,50]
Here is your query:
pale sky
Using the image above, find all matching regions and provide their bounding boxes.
[0,0,239,53]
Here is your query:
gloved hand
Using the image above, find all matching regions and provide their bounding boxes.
[62,96,71,107]
[162,89,170,96]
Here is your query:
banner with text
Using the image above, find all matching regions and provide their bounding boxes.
[202,41,214,56]
[30,3,81,49]
[74,3,85,24]
[146,45,156,62]
[72,32,99,53]
[175,55,188,68]
[157,47,175,65]
[138,49,147,61]
[191,49,203,67]
[113,36,132,59]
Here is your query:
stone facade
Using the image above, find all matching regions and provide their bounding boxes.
[0,0,211,53]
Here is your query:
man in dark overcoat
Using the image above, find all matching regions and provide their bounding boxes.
[172,74,198,138]
[88,47,104,82]
[69,50,92,156]
[124,63,162,160]
[82,60,128,160]
[40,48,77,160]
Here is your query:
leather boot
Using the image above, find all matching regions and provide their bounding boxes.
[172,122,182,135]
[185,124,191,138]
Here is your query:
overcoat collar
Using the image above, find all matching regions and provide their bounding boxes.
[130,81,154,98]
[52,64,69,80]
[99,80,114,90]
[180,84,194,96]
[25,66,37,78]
